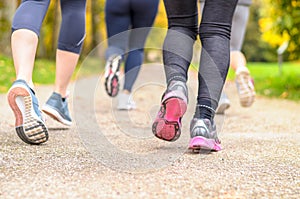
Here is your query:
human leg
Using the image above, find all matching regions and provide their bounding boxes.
[152,0,197,141]
[117,0,159,110]
[123,0,159,92]
[104,0,130,97]
[11,0,50,88]
[8,0,50,144]
[230,4,255,107]
[54,0,86,97]
[42,0,86,126]
[190,0,238,151]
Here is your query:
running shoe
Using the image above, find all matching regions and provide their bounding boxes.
[152,81,188,142]
[216,91,230,114]
[42,92,72,126]
[117,92,136,110]
[235,66,255,107]
[104,55,122,97]
[7,80,48,144]
[189,118,221,151]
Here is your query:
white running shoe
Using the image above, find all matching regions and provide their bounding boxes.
[117,92,136,110]
[216,91,230,114]
[235,66,256,107]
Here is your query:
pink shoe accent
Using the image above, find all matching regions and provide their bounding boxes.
[8,86,29,126]
[111,76,119,97]
[152,97,187,142]
[189,136,222,152]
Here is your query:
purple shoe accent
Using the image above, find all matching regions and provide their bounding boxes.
[152,96,187,142]
[189,136,222,151]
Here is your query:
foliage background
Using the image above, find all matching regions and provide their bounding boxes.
[1,0,296,62]
[0,0,299,101]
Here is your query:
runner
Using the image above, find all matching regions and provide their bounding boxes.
[152,0,238,151]
[7,0,86,144]
[104,0,159,110]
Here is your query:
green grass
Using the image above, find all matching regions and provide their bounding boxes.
[0,54,104,93]
[0,54,57,93]
[227,62,300,101]
[1,54,300,101]
[0,55,15,93]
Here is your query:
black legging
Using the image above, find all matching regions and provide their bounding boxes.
[163,0,238,119]
[12,0,86,54]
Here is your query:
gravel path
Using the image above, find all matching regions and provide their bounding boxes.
[0,64,299,198]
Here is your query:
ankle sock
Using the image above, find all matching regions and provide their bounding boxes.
[194,104,215,123]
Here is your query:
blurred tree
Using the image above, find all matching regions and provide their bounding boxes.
[82,0,106,57]
[243,0,277,62]
[0,0,17,55]
[3,0,287,63]
[259,0,300,60]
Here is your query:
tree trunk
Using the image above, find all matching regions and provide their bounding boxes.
[0,0,18,55]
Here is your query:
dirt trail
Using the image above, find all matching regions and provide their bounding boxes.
[0,64,299,198]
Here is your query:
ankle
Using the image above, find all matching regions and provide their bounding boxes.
[122,89,131,95]
[54,89,68,98]
[194,104,215,123]
[16,77,34,89]
[236,66,249,74]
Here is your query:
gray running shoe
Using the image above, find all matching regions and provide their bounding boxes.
[189,118,221,152]
[216,91,230,114]
[42,92,72,126]
[7,79,48,144]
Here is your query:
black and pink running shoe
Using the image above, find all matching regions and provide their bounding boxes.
[152,81,188,142]
[189,118,221,152]
[104,55,122,97]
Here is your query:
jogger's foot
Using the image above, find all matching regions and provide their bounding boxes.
[152,81,188,142]
[117,92,136,110]
[42,92,72,126]
[7,80,48,144]
[189,118,221,152]
[104,55,122,97]
[216,91,230,114]
[235,67,255,107]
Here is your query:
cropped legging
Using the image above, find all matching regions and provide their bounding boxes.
[163,0,238,111]
[105,0,159,92]
[12,0,86,54]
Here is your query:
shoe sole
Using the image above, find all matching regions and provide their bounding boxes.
[152,97,187,142]
[236,71,255,107]
[42,105,72,126]
[117,106,136,110]
[189,136,221,152]
[105,58,120,97]
[7,86,48,144]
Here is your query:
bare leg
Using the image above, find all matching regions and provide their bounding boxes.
[9,29,49,144]
[230,51,247,71]
[54,49,79,98]
[231,51,255,107]
[11,29,38,89]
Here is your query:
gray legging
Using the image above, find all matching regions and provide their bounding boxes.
[12,0,86,54]
[163,0,238,120]
[200,0,251,51]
